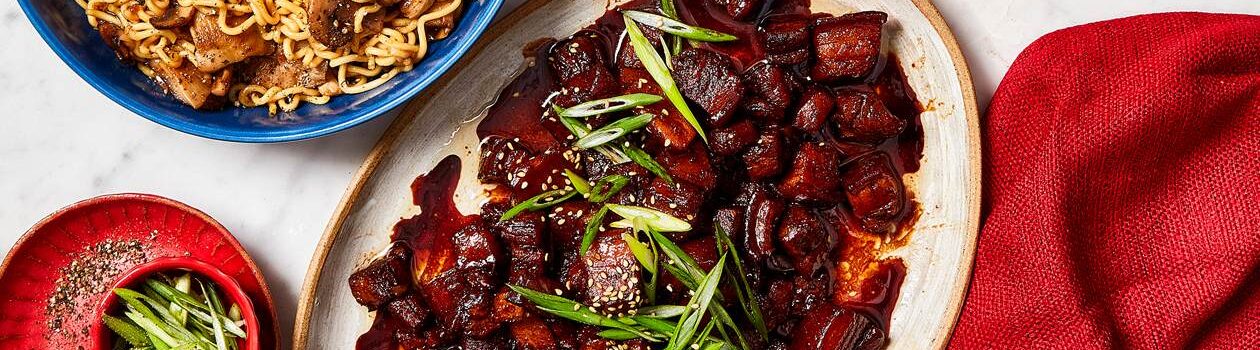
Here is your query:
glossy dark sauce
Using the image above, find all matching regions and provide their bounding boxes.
[361,0,930,348]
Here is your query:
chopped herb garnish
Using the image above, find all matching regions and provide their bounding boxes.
[555,105,631,163]
[509,285,662,342]
[565,169,592,196]
[624,11,738,42]
[666,254,726,350]
[623,16,708,142]
[580,206,609,256]
[500,189,577,221]
[623,144,674,184]
[716,225,768,339]
[607,204,692,233]
[105,274,247,350]
[574,114,654,149]
[560,93,663,118]
[588,175,631,203]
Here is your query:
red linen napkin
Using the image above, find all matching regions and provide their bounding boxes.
[948,12,1260,349]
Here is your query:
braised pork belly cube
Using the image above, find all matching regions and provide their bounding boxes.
[793,86,835,133]
[506,245,553,292]
[791,272,832,317]
[674,48,746,127]
[742,129,788,180]
[841,152,906,233]
[618,68,695,150]
[712,207,745,244]
[790,304,887,350]
[656,142,717,190]
[506,148,580,193]
[742,64,797,124]
[348,244,411,309]
[777,206,830,274]
[493,211,545,250]
[760,279,796,335]
[711,0,762,20]
[761,17,812,65]
[510,316,559,350]
[743,185,785,262]
[581,231,643,316]
[545,201,600,251]
[617,24,664,69]
[660,236,720,302]
[385,293,431,332]
[549,33,621,107]
[461,334,510,350]
[811,11,887,82]
[418,225,504,337]
[778,142,844,203]
[491,289,527,324]
[478,136,532,184]
[642,180,705,239]
[710,119,759,157]
[832,89,906,143]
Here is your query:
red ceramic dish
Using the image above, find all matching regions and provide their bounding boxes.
[91,257,261,350]
[0,193,278,349]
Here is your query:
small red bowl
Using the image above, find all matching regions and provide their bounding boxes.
[90,258,261,350]
[93,256,263,350]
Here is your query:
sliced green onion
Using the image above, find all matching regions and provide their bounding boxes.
[574,114,654,149]
[555,105,631,163]
[623,232,658,273]
[597,329,644,341]
[607,204,692,232]
[509,285,661,342]
[636,305,687,318]
[716,225,768,339]
[565,169,592,196]
[560,93,663,118]
[580,206,609,256]
[624,11,738,42]
[103,315,151,347]
[500,189,577,221]
[666,254,726,350]
[623,16,708,142]
[588,175,630,203]
[623,144,674,184]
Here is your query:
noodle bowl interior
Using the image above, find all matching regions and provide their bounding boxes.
[78,0,463,114]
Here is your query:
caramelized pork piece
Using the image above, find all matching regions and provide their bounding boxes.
[742,185,785,262]
[150,5,195,29]
[742,129,787,180]
[673,48,745,127]
[791,272,832,316]
[777,206,829,274]
[620,68,694,149]
[306,0,383,49]
[96,23,133,63]
[760,279,795,335]
[761,17,812,65]
[581,232,642,316]
[841,152,905,233]
[384,293,431,332]
[348,244,412,309]
[149,61,222,110]
[742,63,797,124]
[790,304,887,350]
[545,201,599,251]
[188,12,268,72]
[549,34,620,107]
[660,236,720,302]
[793,86,835,133]
[510,316,559,350]
[832,89,906,144]
[399,0,433,18]
[778,142,844,203]
[478,136,532,184]
[617,24,664,69]
[243,54,334,91]
[811,12,887,82]
[656,142,717,190]
[642,179,705,240]
[711,0,762,20]
[710,119,759,157]
[417,225,504,336]
[712,207,745,243]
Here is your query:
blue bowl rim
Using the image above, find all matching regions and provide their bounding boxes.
[17,0,504,143]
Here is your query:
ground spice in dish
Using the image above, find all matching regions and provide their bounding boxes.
[43,237,149,339]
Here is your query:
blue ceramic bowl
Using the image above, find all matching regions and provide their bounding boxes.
[18,0,503,142]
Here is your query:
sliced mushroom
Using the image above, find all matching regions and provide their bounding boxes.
[150,5,195,29]
[187,11,269,72]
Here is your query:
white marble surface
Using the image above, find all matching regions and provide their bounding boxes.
[1,0,1257,347]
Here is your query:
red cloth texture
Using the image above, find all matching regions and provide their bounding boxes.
[949,12,1260,349]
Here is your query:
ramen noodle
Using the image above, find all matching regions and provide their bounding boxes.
[77,0,462,114]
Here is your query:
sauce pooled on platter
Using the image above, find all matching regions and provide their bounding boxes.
[349,0,926,348]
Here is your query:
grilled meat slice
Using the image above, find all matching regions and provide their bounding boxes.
[673,48,745,127]
[188,11,269,72]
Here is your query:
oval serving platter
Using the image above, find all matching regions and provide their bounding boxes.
[294,0,980,348]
